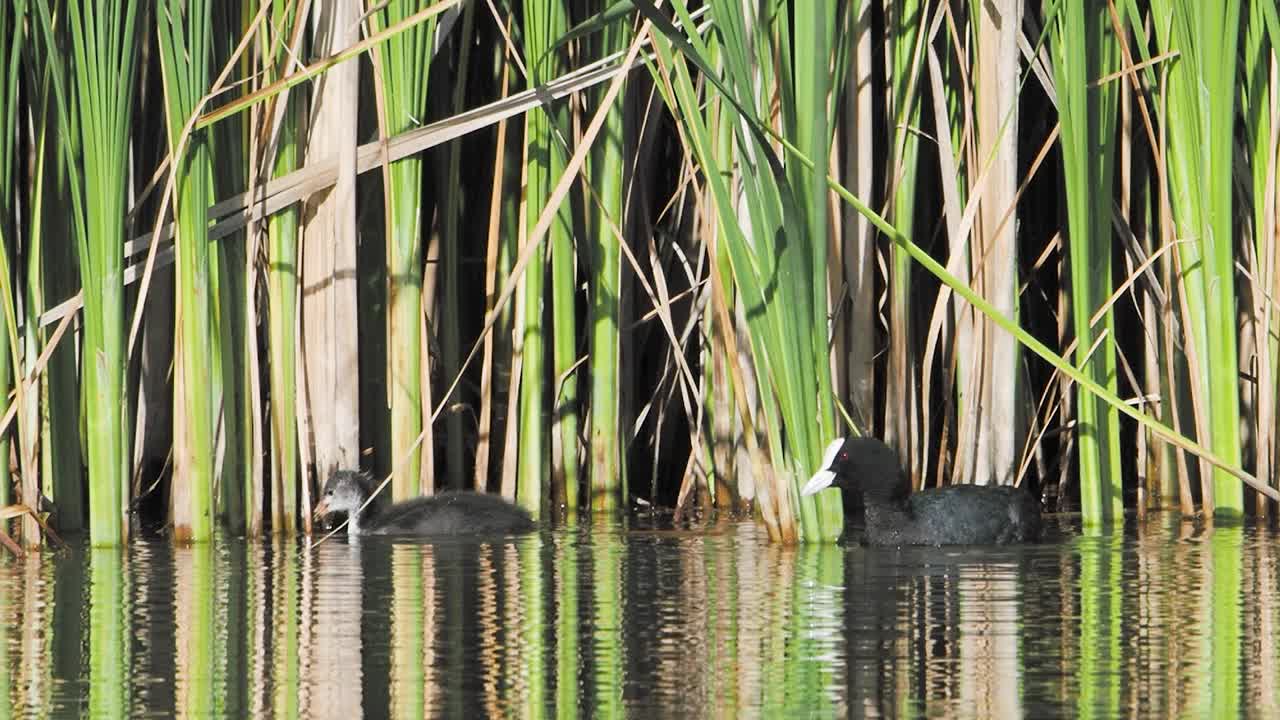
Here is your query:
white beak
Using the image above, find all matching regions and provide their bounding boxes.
[801,437,847,496]
[801,469,836,496]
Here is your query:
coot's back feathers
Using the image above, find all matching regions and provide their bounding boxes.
[372,491,536,536]
[866,483,1041,546]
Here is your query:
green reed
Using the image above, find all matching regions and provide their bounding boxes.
[1148,0,1244,517]
[1048,0,1123,524]
[36,0,141,545]
[157,0,217,542]
[368,0,439,500]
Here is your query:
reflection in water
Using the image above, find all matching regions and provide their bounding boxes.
[1077,531,1122,720]
[19,551,49,714]
[307,541,362,717]
[174,542,215,717]
[89,549,127,717]
[391,543,425,717]
[2,516,1280,716]
[591,528,624,717]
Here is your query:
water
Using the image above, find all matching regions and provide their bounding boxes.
[2,513,1278,718]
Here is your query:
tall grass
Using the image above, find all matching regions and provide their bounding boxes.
[300,0,361,494]
[17,55,49,548]
[968,0,1023,488]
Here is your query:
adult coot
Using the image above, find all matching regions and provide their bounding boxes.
[800,436,1041,545]
[314,470,535,537]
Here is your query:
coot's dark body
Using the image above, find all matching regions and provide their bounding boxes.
[802,436,1041,546]
[315,470,535,537]
[861,483,1040,545]
[368,491,536,536]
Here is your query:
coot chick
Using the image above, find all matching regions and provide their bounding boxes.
[314,470,535,537]
[800,437,1041,545]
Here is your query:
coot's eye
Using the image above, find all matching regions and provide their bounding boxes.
[839,451,847,460]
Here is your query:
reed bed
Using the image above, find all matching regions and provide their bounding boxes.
[0,0,1279,548]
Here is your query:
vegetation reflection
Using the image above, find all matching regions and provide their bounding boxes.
[0,522,1277,715]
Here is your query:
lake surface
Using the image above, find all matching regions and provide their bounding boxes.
[1,512,1277,718]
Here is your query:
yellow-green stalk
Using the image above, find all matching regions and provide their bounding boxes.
[211,2,250,535]
[519,0,575,517]
[368,0,438,501]
[157,0,216,542]
[263,0,304,534]
[0,0,22,527]
[588,11,629,512]
[541,1,582,514]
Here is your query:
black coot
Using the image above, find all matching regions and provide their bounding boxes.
[801,436,1041,545]
[314,470,535,537]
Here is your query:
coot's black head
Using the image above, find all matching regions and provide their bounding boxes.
[800,436,907,501]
